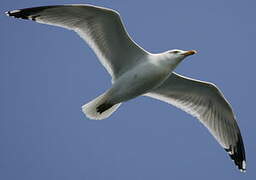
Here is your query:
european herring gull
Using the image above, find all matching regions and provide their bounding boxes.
[6,4,246,172]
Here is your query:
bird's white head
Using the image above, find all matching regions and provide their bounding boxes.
[163,49,197,69]
[167,49,197,60]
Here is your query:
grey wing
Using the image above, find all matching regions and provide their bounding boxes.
[6,4,147,79]
[145,72,246,172]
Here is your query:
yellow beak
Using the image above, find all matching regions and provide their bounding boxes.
[182,50,197,56]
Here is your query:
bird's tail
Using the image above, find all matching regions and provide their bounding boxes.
[82,92,121,120]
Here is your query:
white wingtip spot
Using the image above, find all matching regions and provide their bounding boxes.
[240,169,246,173]
[5,11,10,16]
[238,161,246,172]
[5,9,20,16]
[10,9,21,13]
[242,160,246,170]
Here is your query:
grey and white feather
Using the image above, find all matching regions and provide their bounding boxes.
[6,4,246,172]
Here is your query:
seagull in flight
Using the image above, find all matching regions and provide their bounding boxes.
[6,4,246,172]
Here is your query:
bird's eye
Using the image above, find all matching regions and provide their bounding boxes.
[172,50,179,54]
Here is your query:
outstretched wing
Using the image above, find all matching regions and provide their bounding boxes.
[6,4,147,79]
[145,72,246,172]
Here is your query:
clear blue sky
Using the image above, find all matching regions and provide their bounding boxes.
[1,0,255,179]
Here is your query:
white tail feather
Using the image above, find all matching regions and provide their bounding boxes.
[82,92,121,120]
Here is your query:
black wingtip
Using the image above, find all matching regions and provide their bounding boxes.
[5,10,20,18]
[5,9,31,20]
[5,7,46,21]
[5,6,60,21]
[225,133,246,172]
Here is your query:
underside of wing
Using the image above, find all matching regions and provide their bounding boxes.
[6,4,147,79]
[146,72,246,172]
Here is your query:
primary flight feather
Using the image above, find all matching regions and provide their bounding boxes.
[6,4,246,172]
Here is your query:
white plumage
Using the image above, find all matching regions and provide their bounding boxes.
[6,4,246,172]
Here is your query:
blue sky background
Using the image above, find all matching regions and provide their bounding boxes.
[1,0,255,179]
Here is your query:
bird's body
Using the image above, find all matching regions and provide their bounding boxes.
[6,4,246,172]
[109,53,175,104]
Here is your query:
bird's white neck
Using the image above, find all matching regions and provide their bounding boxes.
[150,53,183,72]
